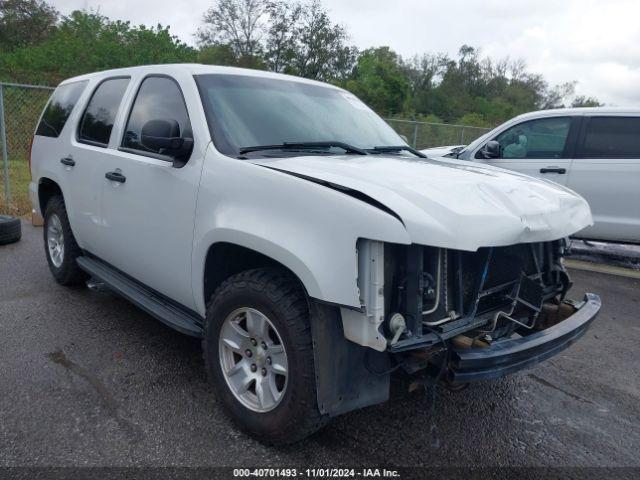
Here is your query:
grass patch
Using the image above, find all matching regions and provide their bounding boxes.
[0,158,31,216]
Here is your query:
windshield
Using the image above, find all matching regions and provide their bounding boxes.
[195,74,405,157]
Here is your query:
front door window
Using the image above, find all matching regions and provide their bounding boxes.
[492,117,572,159]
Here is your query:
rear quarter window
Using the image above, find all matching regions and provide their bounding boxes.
[35,81,88,138]
[581,117,640,158]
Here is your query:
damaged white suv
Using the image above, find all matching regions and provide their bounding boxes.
[30,64,601,444]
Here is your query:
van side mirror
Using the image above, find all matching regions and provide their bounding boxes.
[141,119,193,164]
[479,140,501,159]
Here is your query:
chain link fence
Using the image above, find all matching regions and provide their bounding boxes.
[0,81,492,217]
[384,118,491,150]
[0,82,54,216]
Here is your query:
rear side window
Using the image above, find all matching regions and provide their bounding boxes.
[78,77,130,146]
[580,117,640,158]
[35,81,88,138]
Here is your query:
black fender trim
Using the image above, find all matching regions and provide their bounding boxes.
[309,301,391,416]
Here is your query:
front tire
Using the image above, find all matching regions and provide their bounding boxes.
[203,268,326,445]
[43,196,88,286]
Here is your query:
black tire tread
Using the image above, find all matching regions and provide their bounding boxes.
[203,268,327,445]
[43,196,88,286]
[0,215,21,245]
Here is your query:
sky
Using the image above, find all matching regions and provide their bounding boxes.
[52,0,640,106]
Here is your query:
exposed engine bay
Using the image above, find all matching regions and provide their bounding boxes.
[341,239,589,379]
[384,240,572,350]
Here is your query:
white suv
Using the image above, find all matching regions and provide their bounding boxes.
[423,108,640,244]
[30,64,600,444]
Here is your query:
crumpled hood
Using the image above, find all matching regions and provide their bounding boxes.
[250,154,593,251]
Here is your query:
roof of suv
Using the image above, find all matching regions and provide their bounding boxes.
[60,63,340,90]
[513,106,640,120]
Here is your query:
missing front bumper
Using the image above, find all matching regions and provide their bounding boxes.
[449,293,601,382]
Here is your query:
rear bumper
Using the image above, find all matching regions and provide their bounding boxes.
[449,293,601,382]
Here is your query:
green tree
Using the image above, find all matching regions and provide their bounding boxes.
[197,0,268,59]
[0,0,603,128]
[0,0,58,51]
[540,81,576,109]
[0,11,196,83]
[197,44,239,66]
[197,43,266,69]
[457,112,489,128]
[264,0,302,72]
[571,95,603,107]
[197,0,354,80]
[397,46,595,124]
[345,47,410,115]
[284,0,355,81]
[402,53,443,115]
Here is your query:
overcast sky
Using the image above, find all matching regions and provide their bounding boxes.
[53,0,640,106]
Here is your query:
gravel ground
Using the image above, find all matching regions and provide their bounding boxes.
[1,222,639,468]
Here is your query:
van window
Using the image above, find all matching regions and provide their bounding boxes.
[121,76,193,161]
[35,81,88,138]
[580,117,640,158]
[492,117,572,159]
[78,77,130,146]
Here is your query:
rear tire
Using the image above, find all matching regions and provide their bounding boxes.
[43,196,88,286]
[203,268,326,445]
[0,215,21,245]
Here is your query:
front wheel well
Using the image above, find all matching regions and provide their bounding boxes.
[38,178,63,214]
[203,242,307,305]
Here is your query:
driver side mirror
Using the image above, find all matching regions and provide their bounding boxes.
[479,140,501,159]
[141,119,193,165]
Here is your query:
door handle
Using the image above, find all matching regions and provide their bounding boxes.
[105,171,126,183]
[60,157,75,167]
[539,167,566,174]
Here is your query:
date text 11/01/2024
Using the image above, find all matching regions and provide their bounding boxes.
[232,468,401,478]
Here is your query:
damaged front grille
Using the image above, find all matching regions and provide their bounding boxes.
[452,244,546,318]
[385,240,568,352]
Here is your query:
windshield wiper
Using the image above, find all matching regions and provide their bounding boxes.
[239,141,367,155]
[368,145,426,158]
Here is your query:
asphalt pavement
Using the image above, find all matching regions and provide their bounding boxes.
[1,222,639,467]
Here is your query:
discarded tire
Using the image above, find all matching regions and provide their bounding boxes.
[0,215,22,245]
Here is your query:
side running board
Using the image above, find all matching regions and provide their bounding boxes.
[76,256,204,337]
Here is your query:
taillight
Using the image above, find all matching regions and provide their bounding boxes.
[28,136,34,179]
